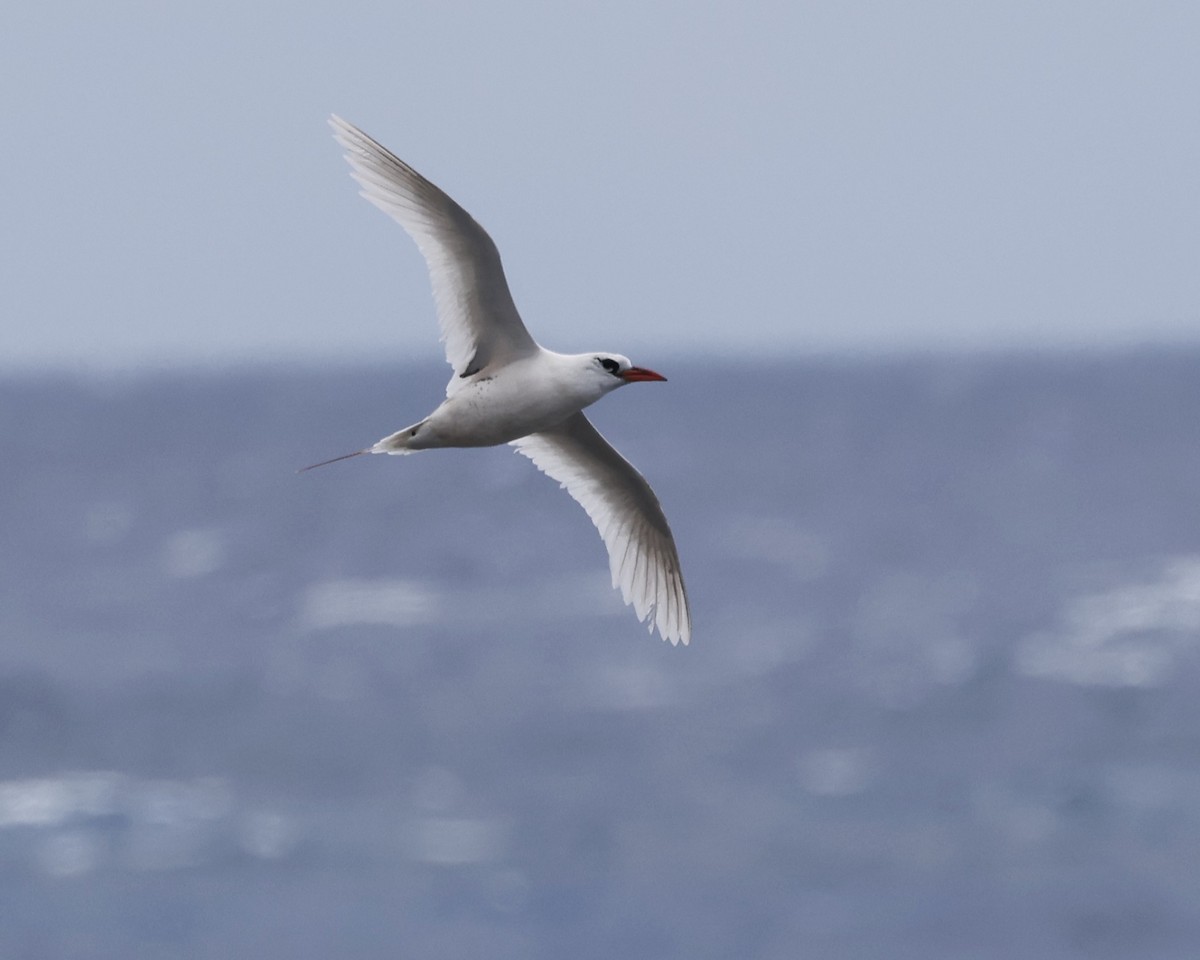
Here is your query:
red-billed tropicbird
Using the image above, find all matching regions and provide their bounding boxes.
[303,116,691,645]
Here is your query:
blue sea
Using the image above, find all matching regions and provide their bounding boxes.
[2,351,1199,957]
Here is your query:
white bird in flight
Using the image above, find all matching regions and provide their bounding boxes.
[304,116,691,645]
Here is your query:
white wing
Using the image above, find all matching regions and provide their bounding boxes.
[329,116,539,387]
[512,413,691,645]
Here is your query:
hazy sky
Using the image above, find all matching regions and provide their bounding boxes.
[3,1,1199,371]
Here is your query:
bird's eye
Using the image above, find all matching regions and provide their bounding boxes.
[599,358,621,375]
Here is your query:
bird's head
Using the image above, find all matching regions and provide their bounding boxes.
[585,353,668,394]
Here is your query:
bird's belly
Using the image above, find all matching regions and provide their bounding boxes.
[423,379,585,447]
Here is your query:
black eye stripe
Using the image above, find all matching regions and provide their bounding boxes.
[599,358,621,375]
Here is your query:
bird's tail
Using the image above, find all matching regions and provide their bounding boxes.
[370,419,427,455]
[299,419,425,473]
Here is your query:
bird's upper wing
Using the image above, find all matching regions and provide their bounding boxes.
[330,116,539,387]
[512,413,691,645]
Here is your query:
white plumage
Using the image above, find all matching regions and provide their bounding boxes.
[308,116,691,645]
[512,415,689,645]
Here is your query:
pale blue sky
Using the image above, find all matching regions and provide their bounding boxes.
[3,1,1199,371]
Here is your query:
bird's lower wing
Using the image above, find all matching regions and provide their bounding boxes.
[330,116,539,385]
[511,413,691,645]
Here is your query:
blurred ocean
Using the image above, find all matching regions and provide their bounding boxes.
[2,351,1200,958]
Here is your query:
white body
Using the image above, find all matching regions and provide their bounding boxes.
[314,117,692,645]
[385,349,617,451]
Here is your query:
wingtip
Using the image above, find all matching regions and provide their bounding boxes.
[328,114,367,153]
[649,609,690,647]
